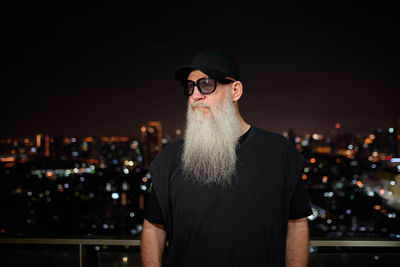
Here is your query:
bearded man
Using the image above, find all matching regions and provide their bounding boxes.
[141,50,312,267]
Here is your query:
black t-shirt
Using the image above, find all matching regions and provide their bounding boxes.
[144,126,312,267]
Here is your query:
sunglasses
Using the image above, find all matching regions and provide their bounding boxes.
[180,77,235,96]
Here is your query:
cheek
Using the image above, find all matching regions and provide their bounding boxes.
[218,87,230,101]
[215,92,229,106]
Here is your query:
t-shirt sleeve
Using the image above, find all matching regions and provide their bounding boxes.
[144,186,164,224]
[286,141,312,220]
[289,175,312,219]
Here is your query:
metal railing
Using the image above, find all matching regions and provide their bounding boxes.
[1,238,400,266]
[309,239,400,247]
[0,238,140,267]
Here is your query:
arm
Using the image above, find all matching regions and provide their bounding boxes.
[141,219,167,267]
[285,217,309,267]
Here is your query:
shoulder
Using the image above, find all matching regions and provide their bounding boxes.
[150,138,183,170]
[250,126,292,149]
[156,138,183,158]
[249,126,302,162]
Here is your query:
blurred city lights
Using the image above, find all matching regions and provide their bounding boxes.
[2,122,400,246]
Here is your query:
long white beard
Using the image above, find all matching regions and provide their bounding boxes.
[182,90,242,187]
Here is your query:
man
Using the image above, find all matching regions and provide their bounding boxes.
[141,49,312,267]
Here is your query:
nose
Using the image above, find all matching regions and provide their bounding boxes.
[190,85,205,101]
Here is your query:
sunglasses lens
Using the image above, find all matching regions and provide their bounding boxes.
[181,81,194,96]
[198,78,216,94]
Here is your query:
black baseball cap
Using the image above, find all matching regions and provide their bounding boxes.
[174,49,241,82]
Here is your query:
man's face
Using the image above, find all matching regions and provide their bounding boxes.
[187,70,230,116]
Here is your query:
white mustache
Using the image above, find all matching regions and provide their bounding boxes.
[191,102,210,108]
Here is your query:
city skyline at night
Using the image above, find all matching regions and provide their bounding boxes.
[1,120,400,239]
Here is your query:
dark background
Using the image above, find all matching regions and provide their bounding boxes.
[2,2,399,138]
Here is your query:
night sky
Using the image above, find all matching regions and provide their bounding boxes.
[2,3,399,138]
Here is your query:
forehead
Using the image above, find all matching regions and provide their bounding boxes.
[188,70,208,81]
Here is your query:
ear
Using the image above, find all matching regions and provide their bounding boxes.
[230,81,243,102]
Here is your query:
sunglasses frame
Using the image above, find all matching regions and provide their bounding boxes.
[181,77,235,96]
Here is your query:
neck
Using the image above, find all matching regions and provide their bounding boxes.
[234,107,250,135]
[231,101,250,135]
[238,115,251,135]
